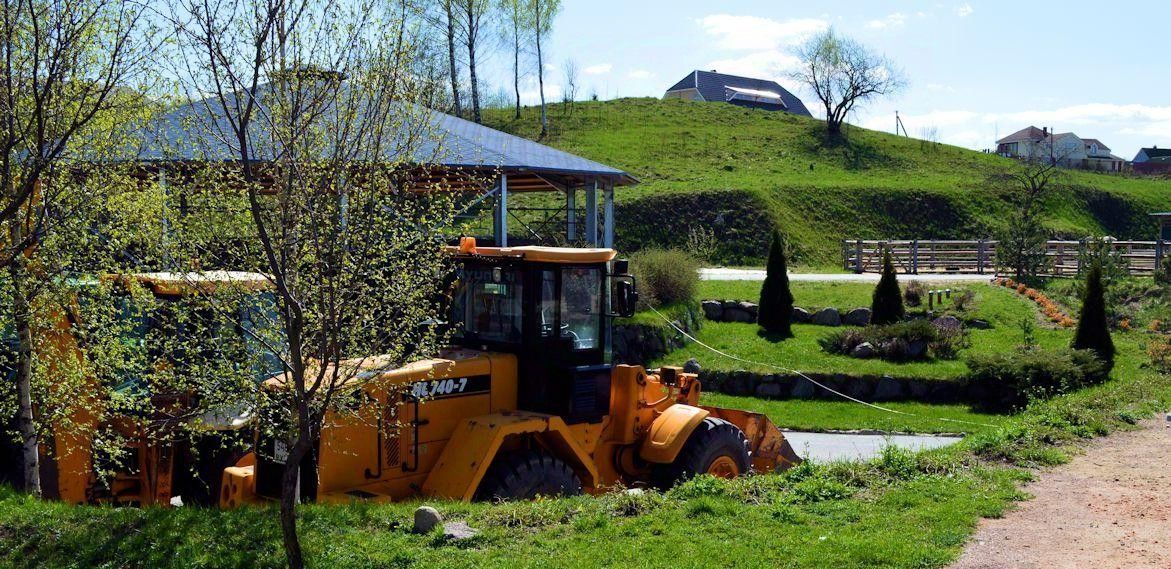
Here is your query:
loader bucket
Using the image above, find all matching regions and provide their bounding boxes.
[701,406,802,472]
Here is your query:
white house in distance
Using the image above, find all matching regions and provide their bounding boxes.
[996,126,1125,171]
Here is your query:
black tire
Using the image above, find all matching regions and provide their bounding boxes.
[653,417,751,487]
[474,451,583,501]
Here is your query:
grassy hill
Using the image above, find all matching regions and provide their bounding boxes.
[484,98,1170,267]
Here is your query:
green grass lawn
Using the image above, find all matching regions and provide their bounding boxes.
[654,282,1070,379]
[700,392,1008,435]
[484,98,1168,266]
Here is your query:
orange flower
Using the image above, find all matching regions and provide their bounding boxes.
[1016,284,1028,294]
[1150,320,1164,332]
[1120,319,1131,331]
[1060,317,1076,328]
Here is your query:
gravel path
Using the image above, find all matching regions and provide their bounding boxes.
[950,416,1171,569]
[699,268,995,282]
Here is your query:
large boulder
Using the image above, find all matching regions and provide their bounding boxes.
[850,341,877,359]
[907,339,929,359]
[932,315,963,331]
[873,376,907,401]
[792,306,811,323]
[843,307,871,326]
[738,301,759,320]
[755,381,785,399]
[969,319,991,330]
[701,300,724,320]
[414,506,443,533]
[811,307,842,326]
[723,307,754,323]
[683,358,702,374]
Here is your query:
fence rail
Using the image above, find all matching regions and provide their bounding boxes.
[841,239,1168,276]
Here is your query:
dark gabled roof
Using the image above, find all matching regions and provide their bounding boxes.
[1082,138,1110,151]
[664,70,811,116]
[1138,147,1171,160]
[134,82,634,186]
[996,126,1046,145]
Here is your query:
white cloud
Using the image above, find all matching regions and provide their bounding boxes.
[696,15,828,51]
[584,63,612,75]
[926,83,955,92]
[866,13,907,29]
[956,3,973,17]
[627,69,654,80]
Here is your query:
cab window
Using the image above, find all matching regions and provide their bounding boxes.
[452,267,523,344]
[561,267,600,350]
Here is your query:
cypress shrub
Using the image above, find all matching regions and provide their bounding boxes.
[870,249,905,325]
[1072,261,1115,369]
[758,230,794,336]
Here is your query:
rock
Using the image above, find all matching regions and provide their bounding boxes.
[442,521,479,541]
[969,319,991,330]
[850,341,876,359]
[791,307,811,323]
[843,307,871,326]
[722,300,740,310]
[756,382,785,398]
[873,376,906,401]
[907,339,928,359]
[414,506,443,533]
[683,358,702,374]
[811,308,841,326]
[932,315,963,331]
[791,376,817,399]
[701,300,724,320]
[723,308,754,323]
[738,301,759,319]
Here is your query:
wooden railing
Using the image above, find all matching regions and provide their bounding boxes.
[841,239,1169,276]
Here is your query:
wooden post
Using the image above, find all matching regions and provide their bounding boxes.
[566,186,576,241]
[855,239,863,274]
[1157,239,1165,276]
[977,240,986,275]
[911,240,919,274]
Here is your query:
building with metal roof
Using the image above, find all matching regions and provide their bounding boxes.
[135,81,635,247]
[663,70,811,116]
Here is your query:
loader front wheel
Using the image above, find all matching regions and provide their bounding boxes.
[654,417,750,487]
[475,451,582,501]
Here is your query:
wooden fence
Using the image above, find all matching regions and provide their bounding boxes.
[841,239,1168,276]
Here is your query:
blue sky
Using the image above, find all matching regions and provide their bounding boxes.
[478,1,1171,159]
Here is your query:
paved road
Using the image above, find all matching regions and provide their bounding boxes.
[700,268,995,283]
[782,431,962,463]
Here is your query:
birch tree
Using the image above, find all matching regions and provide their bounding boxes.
[530,0,559,137]
[452,0,491,123]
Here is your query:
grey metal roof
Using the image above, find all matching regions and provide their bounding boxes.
[136,82,634,185]
[664,70,812,117]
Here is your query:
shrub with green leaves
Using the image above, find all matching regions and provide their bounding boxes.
[1071,261,1115,369]
[966,348,1109,411]
[870,250,904,325]
[629,248,700,309]
[818,319,965,361]
[758,230,794,336]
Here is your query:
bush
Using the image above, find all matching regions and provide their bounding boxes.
[629,248,700,309]
[903,280,925,307]
[966,348,1110,411]
[819,319,964,361]
[758,230,794,336]
[1072,261,1115,369]
[870,250,904,325]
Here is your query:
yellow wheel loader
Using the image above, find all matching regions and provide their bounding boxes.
[2,272,281,506]
[222,239,800,506]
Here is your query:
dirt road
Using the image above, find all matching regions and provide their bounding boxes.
[950,417,1171,569]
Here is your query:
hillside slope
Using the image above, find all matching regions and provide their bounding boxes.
[484,98,1170,267]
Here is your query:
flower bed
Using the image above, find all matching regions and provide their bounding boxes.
[995,278,1076,327]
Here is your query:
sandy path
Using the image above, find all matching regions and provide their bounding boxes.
[950,417,1171,569]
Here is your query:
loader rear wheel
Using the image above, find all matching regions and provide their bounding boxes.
[654,417,750,487]
[474,451,582,501]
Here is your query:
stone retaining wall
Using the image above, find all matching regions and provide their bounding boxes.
[699,368,980,404]
[701,300,872,326]
[613,303,702,366]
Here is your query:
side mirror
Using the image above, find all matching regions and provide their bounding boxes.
[610,275,638,318]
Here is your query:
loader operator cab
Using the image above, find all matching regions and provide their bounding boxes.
[448,238,637,424]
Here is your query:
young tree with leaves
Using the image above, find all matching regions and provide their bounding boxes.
[170,1,459,566]
[1072,260,1114,369]
[992,158,1064,279]
[498,0,529,118]
[758,230,793,336]
[0,0,154,496]
[870,249,904,325]
[453,0,491,123]
[790,28,905,140]
[531,0,560,137]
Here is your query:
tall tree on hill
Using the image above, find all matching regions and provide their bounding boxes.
[439,0,463,117]
[453,0,490,123]
[498,0,529,119]
[1072,260,1114,369]
[758,230,794,337]
[531,0,560,137]
[0,0,154,497]
[790,28,905,140]
[870,250,904,325]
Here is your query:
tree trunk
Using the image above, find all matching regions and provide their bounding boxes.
[466,9,481,124]
[535,1,548,138]
[9,255,40,496]
[512,20,521,119]
[444,2,462,117]
[279,412,312,569]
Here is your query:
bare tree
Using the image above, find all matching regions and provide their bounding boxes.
[169,1,456,566]
[497,0,528,119]
[453,0,490,123]
[790,28,905,140]
[562,58,578,112]
[0,0,153,497]
[530,0,560,137]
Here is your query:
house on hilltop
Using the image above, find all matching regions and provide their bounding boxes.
[663,70,811,116]
[1133,146,1171,175]
[996,126,1125,171]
